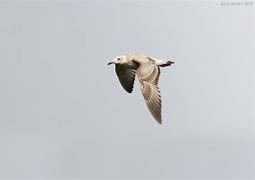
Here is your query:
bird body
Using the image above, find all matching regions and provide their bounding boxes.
[108,54,174,124]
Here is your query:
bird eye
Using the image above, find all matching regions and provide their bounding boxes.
[117,58,121,60]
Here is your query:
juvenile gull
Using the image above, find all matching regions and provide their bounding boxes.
[108,54,174,124]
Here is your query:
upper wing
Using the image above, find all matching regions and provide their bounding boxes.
[115,64,137,93]
[137,64,162,124]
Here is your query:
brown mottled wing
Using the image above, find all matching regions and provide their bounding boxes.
[115,64,136,93]
[137,64,162,124]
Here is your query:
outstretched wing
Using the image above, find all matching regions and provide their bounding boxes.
[115,65,136,93]
[137,64,162,124]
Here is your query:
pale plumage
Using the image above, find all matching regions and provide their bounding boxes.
[108,54,174,124]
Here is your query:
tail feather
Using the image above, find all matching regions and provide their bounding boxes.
[157,60,175,67]
[146,56,174,67]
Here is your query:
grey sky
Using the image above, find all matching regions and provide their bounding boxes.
[1,1,255,179]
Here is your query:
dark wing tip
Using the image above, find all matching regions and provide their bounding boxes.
[121,83,134,93]
[156,118,162,124]
[125,88,133,93]
[153,113,162,124]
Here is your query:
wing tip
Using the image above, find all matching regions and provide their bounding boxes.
[125,87,133,93]
[155,117,162,124]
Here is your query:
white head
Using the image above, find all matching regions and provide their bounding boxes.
[107,55,128,65]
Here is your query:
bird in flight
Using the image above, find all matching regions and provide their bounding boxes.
[108,54,174,124]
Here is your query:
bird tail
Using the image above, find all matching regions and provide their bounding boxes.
[156,59,175,67]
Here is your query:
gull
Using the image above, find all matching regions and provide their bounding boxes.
[108,54,174,124]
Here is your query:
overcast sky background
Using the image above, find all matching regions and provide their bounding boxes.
[1,1,255,179]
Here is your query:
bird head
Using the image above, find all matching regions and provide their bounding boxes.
[107,55,127,65]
